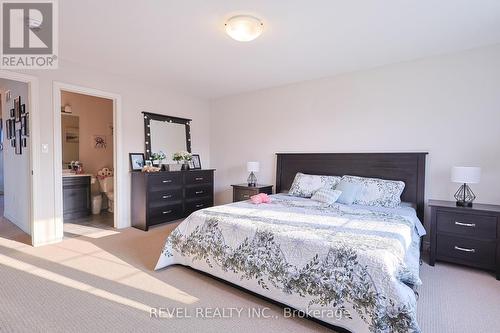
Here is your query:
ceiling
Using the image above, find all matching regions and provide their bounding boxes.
[59,0,500,99]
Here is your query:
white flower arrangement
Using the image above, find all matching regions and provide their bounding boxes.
[172,151,192,163]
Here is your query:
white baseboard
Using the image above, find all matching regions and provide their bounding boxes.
[3,213,30,235]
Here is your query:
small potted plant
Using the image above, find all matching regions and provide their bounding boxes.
[173,151,192,170]
[150,151,166,167]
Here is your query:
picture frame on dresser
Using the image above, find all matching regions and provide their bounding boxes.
[129,153,145,171]
[190,154,201,170]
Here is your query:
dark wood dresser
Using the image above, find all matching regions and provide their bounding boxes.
[131,169,215,231]
[231,184,273,202]
[429,200,500,279]
[62,175,91,220]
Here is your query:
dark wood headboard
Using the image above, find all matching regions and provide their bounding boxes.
[276,153,428,221]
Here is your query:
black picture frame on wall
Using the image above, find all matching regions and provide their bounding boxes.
[15,130,22,155]
[21,114,29,136]
[13,96,21,121]
[129,153,145,171]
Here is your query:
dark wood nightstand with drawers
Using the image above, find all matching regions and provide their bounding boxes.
[429,200,500,279]
[231,184,273,202]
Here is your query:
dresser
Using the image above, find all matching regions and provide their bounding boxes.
[429,200,500,279]
[231,184,273,202]
[131,169,215,231]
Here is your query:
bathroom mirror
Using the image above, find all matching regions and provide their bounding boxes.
[61,114,80,167]
[143,112,191,163]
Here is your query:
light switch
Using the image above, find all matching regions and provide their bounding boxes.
[41,144,49,153]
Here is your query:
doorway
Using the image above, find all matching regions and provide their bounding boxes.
[60,91,115,233]
[53,83,122,235]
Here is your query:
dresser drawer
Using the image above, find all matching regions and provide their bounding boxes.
[148,173,183,191]
[148,189,183,207]
[437,211,497,240]
[185,185,213,199]
[186,198,213,214]
[185,171,213,185]
[149,203,183,225]
[437,233,496,269]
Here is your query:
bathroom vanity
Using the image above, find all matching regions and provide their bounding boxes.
[62,174,91,220]
[131,169,215,231]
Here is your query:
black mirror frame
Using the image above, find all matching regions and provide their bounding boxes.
[142,112,192,161]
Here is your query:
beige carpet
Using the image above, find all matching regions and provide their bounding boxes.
[0,217,499,333]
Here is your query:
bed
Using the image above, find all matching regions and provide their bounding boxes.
[155,153,428,333]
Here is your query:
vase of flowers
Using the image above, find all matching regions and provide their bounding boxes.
[173,151,192,170]
[150,151,166,167]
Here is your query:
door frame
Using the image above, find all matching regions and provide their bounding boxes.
[0,70,40,246]
[53,82,123,231]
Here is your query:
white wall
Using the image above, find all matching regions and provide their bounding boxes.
[10,60,211,245]
[0,79,31,234]
[210,44,500,233]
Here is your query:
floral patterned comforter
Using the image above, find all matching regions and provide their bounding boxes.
[155,194,423,333]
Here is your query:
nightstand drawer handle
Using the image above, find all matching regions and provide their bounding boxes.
[162,180,172,183]
[162,210,172,215]
[195,177,204,181]
[454,245,475,253]
[162,195,172,199]
[195,204,204,208]
[195,190,204,194]
[455,221,476,228]
[242,194,250,199]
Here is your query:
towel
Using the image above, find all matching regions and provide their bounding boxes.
[250,193,271,204]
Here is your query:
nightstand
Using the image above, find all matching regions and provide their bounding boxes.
[429,200,500,280]
[231,184,273,202]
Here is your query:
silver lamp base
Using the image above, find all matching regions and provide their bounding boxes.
[247,172,257,187]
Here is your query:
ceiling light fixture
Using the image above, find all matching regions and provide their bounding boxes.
[225,15,264,42]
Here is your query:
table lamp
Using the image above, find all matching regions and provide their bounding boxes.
[451,166,481,207]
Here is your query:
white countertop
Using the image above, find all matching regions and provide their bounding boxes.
[62,173,93,178]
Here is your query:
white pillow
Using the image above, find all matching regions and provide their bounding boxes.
[288,173,341,198]
[311,188,342,205]
[341,175,405,208]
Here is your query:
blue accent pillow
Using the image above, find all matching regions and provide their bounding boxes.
[335,181,361,205]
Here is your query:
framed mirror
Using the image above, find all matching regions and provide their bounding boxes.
[143,112,191,163]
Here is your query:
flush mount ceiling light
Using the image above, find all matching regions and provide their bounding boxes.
[225,15,264,42]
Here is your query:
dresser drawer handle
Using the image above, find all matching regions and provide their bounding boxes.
[454,245,475,253]
[195,204,204,208]
[195,190,204,194]
[162,180,172,184]
[162,210,173,215]
[162,195,172,199]
[455,221,476,228]
[195,177,204,181]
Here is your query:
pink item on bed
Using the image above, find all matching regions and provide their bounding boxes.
[250,193,271,204]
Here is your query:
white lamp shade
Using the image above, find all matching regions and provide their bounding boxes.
[247,161,260,172]
[451,166,481,184]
